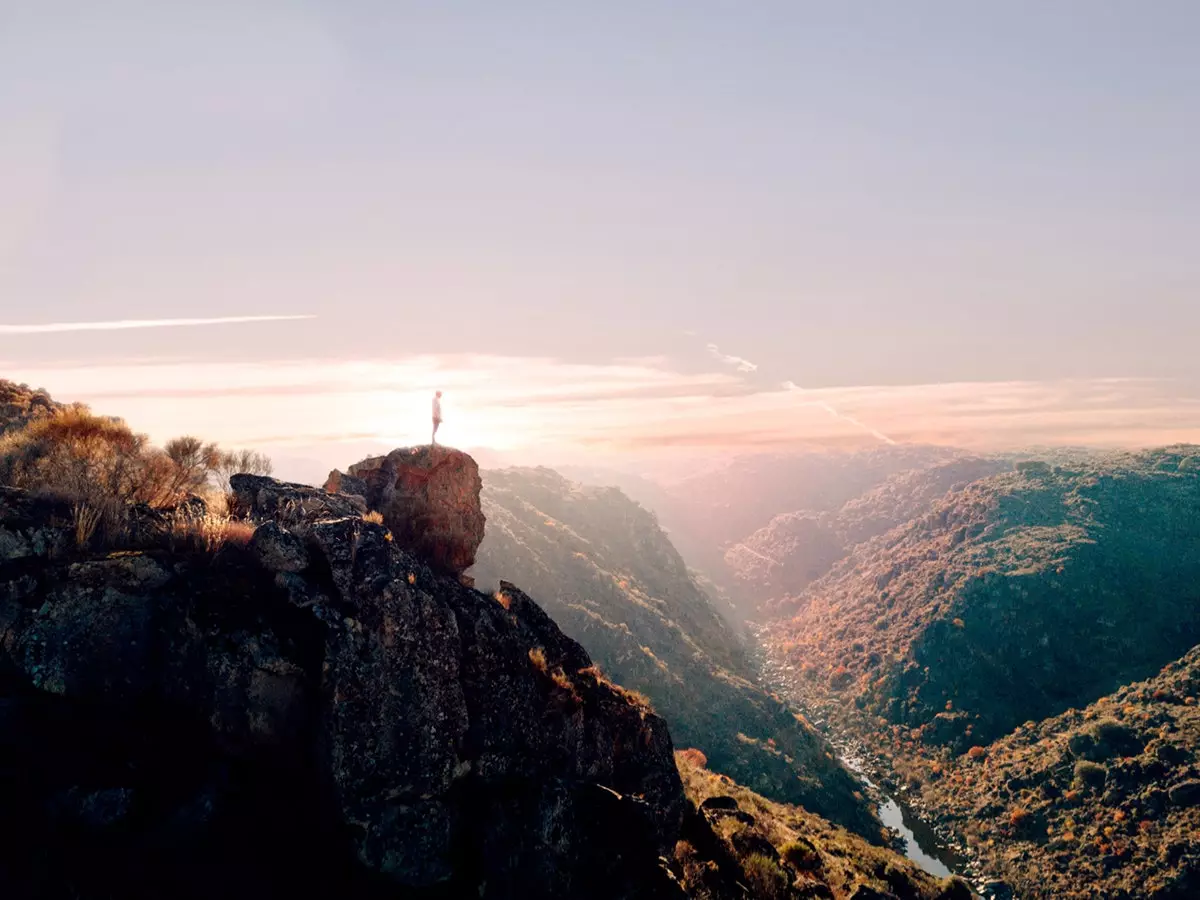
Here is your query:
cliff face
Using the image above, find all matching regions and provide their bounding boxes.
[0,479,685,899]
[471,466,880,839]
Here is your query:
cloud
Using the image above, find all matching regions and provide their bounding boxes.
[5,354,1199,460]
[0,315,316,335]
[706,343,758,373]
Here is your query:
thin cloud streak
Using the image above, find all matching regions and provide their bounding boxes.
[706,343,758,373]
[0,315,316,335]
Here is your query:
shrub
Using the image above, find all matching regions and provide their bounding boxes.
[967,745,987,760]
[528,647,548,672]
[1074,759,1108,790]
[677,748,708,769]
[742,853,789,900]
[164,507,256,554]
[780,837,820,871]
[212,448,273,494]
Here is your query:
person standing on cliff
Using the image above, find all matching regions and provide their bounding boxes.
[431,390,443,445]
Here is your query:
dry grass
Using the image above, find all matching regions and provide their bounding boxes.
[363,510,384,525]
[164,507,256,554]
[528,647,547,672]
[71,502,102,549]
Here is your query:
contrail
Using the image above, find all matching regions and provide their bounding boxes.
[702,338,895,445]
[706,342,758,373]
[0,315,316,335]
[782,380,896,445]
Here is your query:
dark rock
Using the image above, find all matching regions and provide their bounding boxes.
[0,482,685,899]
[1168,779,1200,807]
[230,473,365,525]
[249,521,309,573]
[699,795,740,812]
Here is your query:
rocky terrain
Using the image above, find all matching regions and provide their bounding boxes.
[767,447,1200,749]
[675,751,973,900]
[915,647,1200,899]
[470,466,880,838]
[0,469,690,898]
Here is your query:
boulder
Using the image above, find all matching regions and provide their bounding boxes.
[229,473,366,525]
[324,446,485,575]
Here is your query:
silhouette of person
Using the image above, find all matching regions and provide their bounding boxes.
[432,390,443,445]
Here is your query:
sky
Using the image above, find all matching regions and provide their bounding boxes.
[3,1,1199,478]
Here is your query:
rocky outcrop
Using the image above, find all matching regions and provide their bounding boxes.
[324,447,485,575]
[0,479,687,899]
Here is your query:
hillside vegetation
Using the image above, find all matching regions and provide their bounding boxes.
[472,466,880,837]
[916,646,1200,899]
[729,458,1009,606]
[675,752,972,900]
[768,447,1200,750]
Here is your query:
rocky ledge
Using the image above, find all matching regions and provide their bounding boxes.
[0,480,685,899]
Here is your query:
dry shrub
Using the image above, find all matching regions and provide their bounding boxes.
[677,748,708,769]
[165,507,256,554]
[742,853,789,900]
[528,647,548,672]
[363,510,384,525]
[71,502,103,549]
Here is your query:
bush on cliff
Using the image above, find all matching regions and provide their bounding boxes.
[0,398,273,550]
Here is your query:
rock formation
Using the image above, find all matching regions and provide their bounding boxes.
[324,446,486,575]
[0,479,686,899]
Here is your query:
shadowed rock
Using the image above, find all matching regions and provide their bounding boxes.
[0,480,686,899]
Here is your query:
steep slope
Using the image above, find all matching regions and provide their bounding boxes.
[0,479,687,899]
[728,458,1009,607]
[471,467,880,838]
[767,446,1200,750]
[675,752,973,900]
[917,647,1200,899]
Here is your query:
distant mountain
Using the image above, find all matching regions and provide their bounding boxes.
[767,446,1200,749]
[471,466,880,838]
[728,457,1009,605]
[918,645,1200,899]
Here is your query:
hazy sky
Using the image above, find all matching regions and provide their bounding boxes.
[3,2,1199,473]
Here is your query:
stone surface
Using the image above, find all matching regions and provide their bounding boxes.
[0,480,685,899]
[325,446,486,575]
